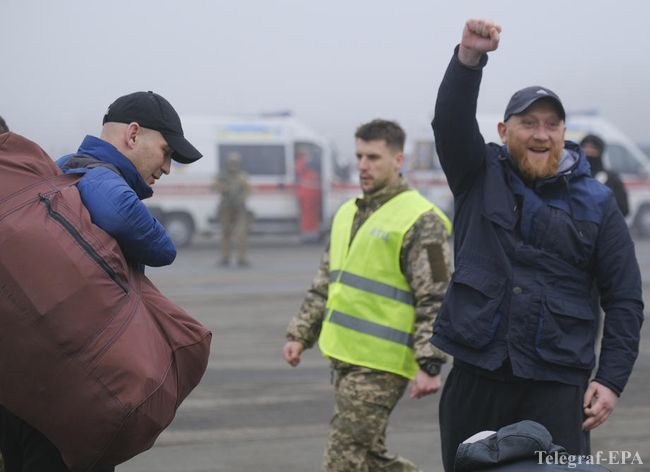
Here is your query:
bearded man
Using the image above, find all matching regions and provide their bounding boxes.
[430,18,644,472]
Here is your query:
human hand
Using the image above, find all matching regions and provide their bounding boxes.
[458,18,502,66]
[282,340,305,367]
[409,370,442,399]
[582,381,618,431]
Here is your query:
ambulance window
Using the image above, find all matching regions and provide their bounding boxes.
[218,144,286,175]
[607,144,642,175]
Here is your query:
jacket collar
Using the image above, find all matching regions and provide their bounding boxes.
[355,176,409,212]
[77,135,153,199]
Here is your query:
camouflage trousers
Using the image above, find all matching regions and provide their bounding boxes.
[219,208,248,264]
[322,361,419,472]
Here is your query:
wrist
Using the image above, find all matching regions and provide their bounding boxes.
[454,44,488,69]
[458,45,482,66]
[418,358,442,377]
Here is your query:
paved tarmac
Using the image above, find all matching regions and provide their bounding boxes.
[119,237,650,472]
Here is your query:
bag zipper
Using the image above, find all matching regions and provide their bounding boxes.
[39,194,128,294]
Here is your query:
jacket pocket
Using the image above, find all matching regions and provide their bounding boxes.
[536,295,595,369]
[435,265,505,349]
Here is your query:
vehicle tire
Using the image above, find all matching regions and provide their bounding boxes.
[633,204,650,238]
[163,212,195,248]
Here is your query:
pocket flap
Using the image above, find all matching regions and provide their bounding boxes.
[545,295,593,320]
[453,265,504,299]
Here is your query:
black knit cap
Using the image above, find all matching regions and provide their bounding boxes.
[103,91,202,164]
[580,134,606,153]
[504,86,566,122]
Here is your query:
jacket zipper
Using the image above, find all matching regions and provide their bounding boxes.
[39,194,128,294]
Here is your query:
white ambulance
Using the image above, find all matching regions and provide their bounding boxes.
[147,114,357,247]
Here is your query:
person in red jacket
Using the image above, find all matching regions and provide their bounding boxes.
[295,149,323,241]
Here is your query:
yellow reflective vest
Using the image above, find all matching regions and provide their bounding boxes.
[319,190,451,379]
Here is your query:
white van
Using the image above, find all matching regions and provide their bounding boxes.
[147,114,356,246]
[405,113,650,235]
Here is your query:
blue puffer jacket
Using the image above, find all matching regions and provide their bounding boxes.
[57,135,176,268]
[430,49,644,394]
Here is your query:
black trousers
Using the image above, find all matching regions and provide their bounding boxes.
[439,364,590,472]
[0,406,114,472]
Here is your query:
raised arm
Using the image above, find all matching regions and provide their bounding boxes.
[458,19,501,66]
[432,19,501,195]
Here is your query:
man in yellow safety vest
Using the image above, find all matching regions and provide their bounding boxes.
[282,119,452,471]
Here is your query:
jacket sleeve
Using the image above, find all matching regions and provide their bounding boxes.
[285,245,330,349]
[77,168,176,267]
[432,46,490,196]
[401,211,451,363]
[593,197,644,394]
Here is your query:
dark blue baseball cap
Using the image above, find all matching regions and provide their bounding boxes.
[103,91,202,164]
[504,86,566,122]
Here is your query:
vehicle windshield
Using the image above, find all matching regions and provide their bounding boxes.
[607,144,645,175]
[218,144,286,175]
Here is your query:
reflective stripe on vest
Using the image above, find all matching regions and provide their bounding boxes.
[329,270,415,306]
[328,310,414,347]
[319,189,450,379]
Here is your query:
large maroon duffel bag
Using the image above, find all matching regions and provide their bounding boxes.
[0,132,212,471]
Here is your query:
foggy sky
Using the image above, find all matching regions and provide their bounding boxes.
[2,0,649,161]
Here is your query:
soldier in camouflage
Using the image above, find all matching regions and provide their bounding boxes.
[283,119,451,472]
[214,152,251,267]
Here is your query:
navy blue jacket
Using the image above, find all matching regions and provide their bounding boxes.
[430,49,643,393]
[57,136,176,268]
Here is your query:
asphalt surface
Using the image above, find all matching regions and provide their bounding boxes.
[118,237,650,472]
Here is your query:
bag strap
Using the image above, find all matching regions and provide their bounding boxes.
[60,154,121,176]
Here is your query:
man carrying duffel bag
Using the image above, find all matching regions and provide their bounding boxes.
[0,93,211,472]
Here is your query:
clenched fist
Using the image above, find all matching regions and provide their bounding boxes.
[459,19,502,66]
[282,340,305,367]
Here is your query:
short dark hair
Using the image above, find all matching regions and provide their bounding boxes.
[0,115,8,134]
[355,119,405,152]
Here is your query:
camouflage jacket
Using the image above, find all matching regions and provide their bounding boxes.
[214,170,250,213]
[286,177,450,364]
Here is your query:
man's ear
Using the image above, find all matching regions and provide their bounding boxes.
[125,122,140,149]
[497,122,507,144]
[395,152,405,171]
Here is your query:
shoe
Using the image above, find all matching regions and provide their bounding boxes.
[217,259,230,267]
[237,260,250,267]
